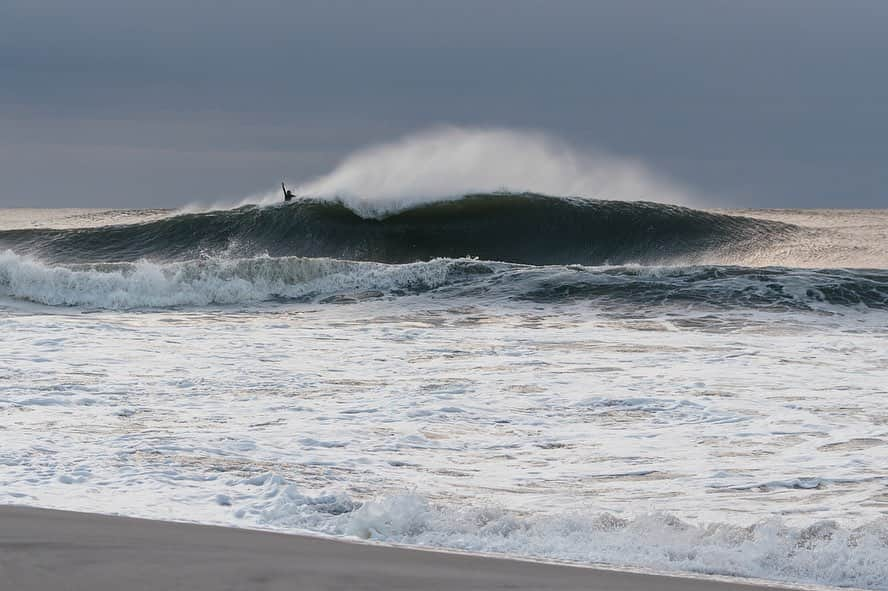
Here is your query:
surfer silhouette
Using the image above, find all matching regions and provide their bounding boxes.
[281,182,295,202]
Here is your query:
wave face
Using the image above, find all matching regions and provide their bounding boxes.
[2,250,886,310]
[0,194,792,266]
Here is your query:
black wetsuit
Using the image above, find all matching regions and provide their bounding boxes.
[282,183,295,202]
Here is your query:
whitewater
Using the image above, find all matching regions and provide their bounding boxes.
[1,131,887,590]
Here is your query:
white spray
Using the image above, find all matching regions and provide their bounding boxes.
[242,127,694,217]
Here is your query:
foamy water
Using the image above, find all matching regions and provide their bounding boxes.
[1,293,886,589]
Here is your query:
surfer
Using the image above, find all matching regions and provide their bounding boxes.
[281,182,295,202]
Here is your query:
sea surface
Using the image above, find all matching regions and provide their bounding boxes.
[1,196,887,590]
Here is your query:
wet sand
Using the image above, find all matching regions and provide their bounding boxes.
[0,506,797,591]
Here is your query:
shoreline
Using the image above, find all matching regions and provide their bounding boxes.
[0,505,824,591]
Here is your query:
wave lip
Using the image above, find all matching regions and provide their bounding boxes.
[0,193,794,267]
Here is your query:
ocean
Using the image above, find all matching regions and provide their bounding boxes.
[1,196,887,589]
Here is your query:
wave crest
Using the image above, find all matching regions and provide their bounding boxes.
[2,251,885,311]
[0,194,791,266]
[280,127,694,216]
[0,251,460,308]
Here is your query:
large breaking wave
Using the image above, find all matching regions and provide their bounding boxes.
[0,193,792,266]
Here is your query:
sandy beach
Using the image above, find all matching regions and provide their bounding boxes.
[0,506,800,591]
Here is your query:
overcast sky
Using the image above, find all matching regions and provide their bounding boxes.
[2,0,887,208]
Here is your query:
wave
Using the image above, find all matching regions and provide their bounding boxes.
[0,251,458,308]
[280,127,695,215]
[0,193,793,266]
[2,250,885,310]
[228,473,888,590]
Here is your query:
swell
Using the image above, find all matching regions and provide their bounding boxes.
[2,251,885,310]
[0,194,794,266]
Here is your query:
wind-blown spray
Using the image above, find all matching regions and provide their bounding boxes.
[261,127,693,216]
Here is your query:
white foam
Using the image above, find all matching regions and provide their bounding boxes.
[233,475,888,590]
[3,251,885,311]
[0,251,457,309]
[183,127,693,216]
[291,127,693,217]
[2,290,887,589]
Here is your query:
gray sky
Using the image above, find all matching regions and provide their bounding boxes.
[2,0,886,208]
